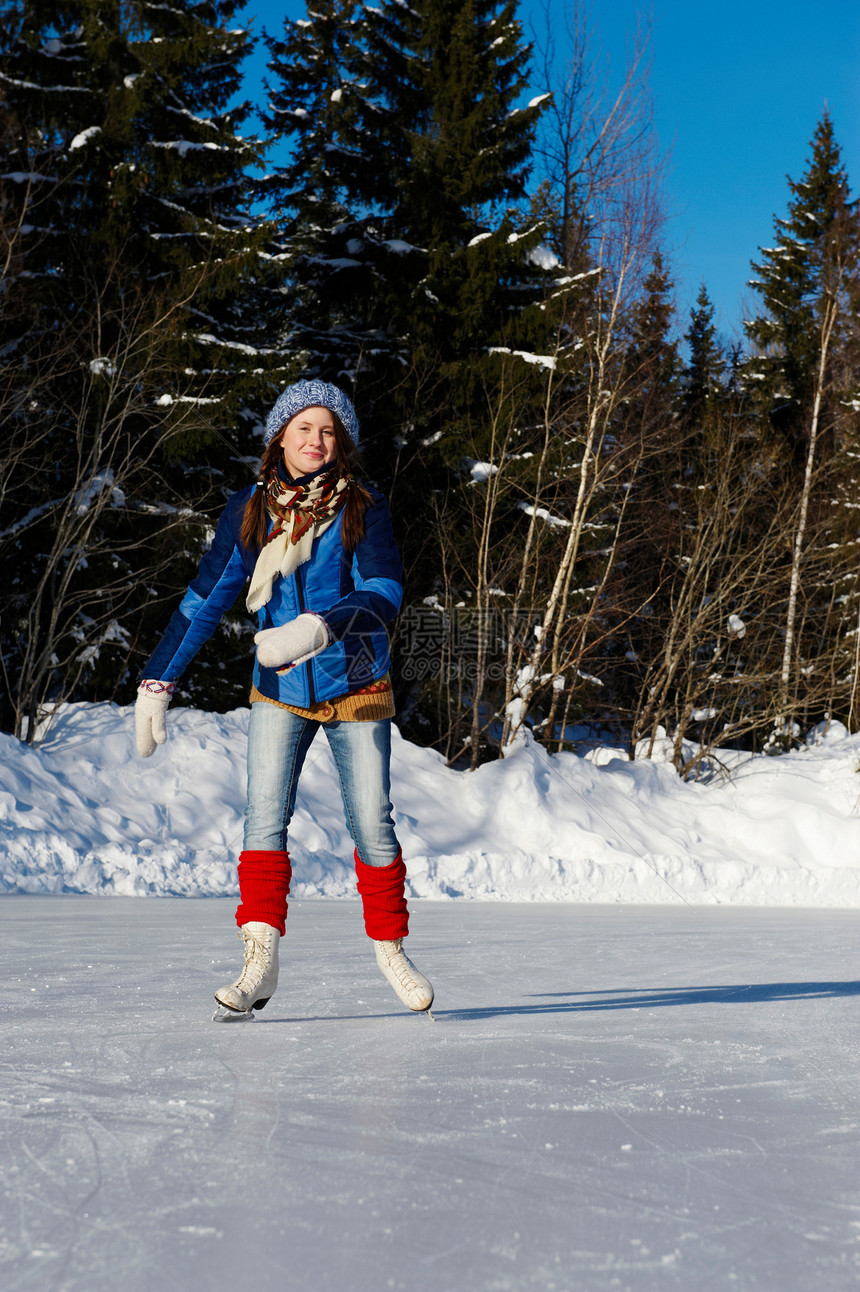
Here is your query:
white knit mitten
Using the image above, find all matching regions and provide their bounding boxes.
[254,614,330,671]
[135,680,175,757]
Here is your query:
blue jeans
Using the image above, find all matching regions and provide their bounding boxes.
[244,701,400,867]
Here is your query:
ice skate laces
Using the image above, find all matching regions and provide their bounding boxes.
[379,940,419,988]
[235,927,267,988]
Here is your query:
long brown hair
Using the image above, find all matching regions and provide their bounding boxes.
[239,411,373,554]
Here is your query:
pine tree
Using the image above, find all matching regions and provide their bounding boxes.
[743,115,860,742]
[259,0,380,385]
[745,113,859,463]
[0,0,280,735]
[263,0,551,446]
[125,0,287,451]
[683,283,725,425]
[356,0,547,365]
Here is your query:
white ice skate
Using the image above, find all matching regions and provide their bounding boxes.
[213,922,280,1018]
[374,939,434,1012]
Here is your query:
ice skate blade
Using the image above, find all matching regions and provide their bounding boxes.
[212,1004,256,1023]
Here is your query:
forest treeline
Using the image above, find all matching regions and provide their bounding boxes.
[2,0,859,771]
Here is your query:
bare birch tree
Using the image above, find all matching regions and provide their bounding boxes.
[628,408,796,773]
[494,0,667,751]
[0,257,231,741]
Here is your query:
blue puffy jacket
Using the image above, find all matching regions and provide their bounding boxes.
[142,482,403,707]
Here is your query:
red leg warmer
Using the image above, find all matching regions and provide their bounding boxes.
[235,850,292,935]
[354,849,409,940]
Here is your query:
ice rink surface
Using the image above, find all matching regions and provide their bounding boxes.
[1,898,857,1291]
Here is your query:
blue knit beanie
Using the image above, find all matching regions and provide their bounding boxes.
[264,380,359,447]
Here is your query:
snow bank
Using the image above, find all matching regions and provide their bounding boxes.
[1,702,859,905]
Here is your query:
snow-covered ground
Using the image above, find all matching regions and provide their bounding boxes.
[1,706,859,1288]
[1,701,860,906]
[1,898,857,1291]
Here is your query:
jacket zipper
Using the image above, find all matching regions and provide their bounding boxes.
[294,564,316,706]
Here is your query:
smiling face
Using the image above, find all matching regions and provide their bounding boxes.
[279,405,337,478]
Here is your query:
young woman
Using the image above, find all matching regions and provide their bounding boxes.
[135,380,433,1016]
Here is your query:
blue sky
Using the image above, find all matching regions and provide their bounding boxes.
[239,0,860,343]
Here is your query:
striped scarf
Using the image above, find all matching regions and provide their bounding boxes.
[246,463,349,613]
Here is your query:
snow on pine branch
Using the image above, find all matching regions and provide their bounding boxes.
[488,347,557,370]
[69,127,102,151]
